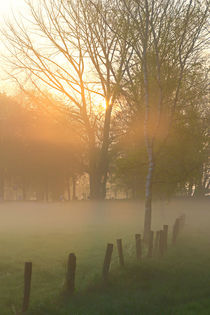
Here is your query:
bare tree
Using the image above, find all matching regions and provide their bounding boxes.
[1,0,130,199]
[118,0,209,241]
[66,0,132,198]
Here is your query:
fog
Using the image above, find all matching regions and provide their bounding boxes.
[0,199,210,314]
[0,199,209,236]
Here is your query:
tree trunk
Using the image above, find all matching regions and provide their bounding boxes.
[72,176,76,200]
[89,101,112,200]
[22,176,27,201]
[88,142,109,200]
[67,177,71,201]
[86,98,112,200]
[142,1,152,244]
[89,167,105,200]
[98,102,112,199]
[45,177,49,202]
[89,172,99,199]
[0,175,4,201]
[89,161,108,200]
[193,164,209,198]
[194,184,205,198]
[188,182,193,197]
[143,156,154,243]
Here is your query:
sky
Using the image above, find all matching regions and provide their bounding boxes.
[0,0,105,106]
[0,0,27,93]
[0,0,25,19]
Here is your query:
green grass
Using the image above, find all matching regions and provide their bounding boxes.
[28,233,210,315]
[0,200,210,314]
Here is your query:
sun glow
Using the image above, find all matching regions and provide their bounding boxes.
[101,98,107,110]
[92,94,106,113]
[95,99,106,113]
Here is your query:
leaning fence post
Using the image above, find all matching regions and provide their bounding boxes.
[135,234,142,261]
[66,253,76,295]
[147,231,154,258]
[102,243,113,281]
[22,262,32,313]
[163,225,168,252]
[116,239,124,267]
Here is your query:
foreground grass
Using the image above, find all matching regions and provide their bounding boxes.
[0,200,210,314]
[28,233,210,315]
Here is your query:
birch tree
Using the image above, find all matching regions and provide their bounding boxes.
[118,0,209,241]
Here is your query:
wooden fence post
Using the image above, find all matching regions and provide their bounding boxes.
[159,230,164,256]
[22,262,32,313]
[172,218,179,245]
[135,234,142,261]
[116,239,124,267]
[163,225,168,252]
[154,231,160,254]
[179,214,186,230]
[66,253,76,295]
[147,231,154,258]
[183,214,186,226]
[102,243,113,281]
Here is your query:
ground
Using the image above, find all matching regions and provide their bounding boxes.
[0,199,209,314]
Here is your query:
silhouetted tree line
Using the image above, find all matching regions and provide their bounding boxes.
[0,93,84,200]
[113,94,209,199]
[0,85,208,201]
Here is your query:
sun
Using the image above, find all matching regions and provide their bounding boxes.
[91,94,106,112]
[101,98,107,110]
[96,98,106,112]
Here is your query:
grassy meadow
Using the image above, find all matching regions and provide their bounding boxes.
[0,199,210,314]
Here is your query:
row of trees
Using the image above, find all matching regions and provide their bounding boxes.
[0,88,208,200]
[0,0,209,240]
[113,94,209,199]
[0,93,83,200]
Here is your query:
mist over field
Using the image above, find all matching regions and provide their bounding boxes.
[0,199,209,235]
[0,199,210,314]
